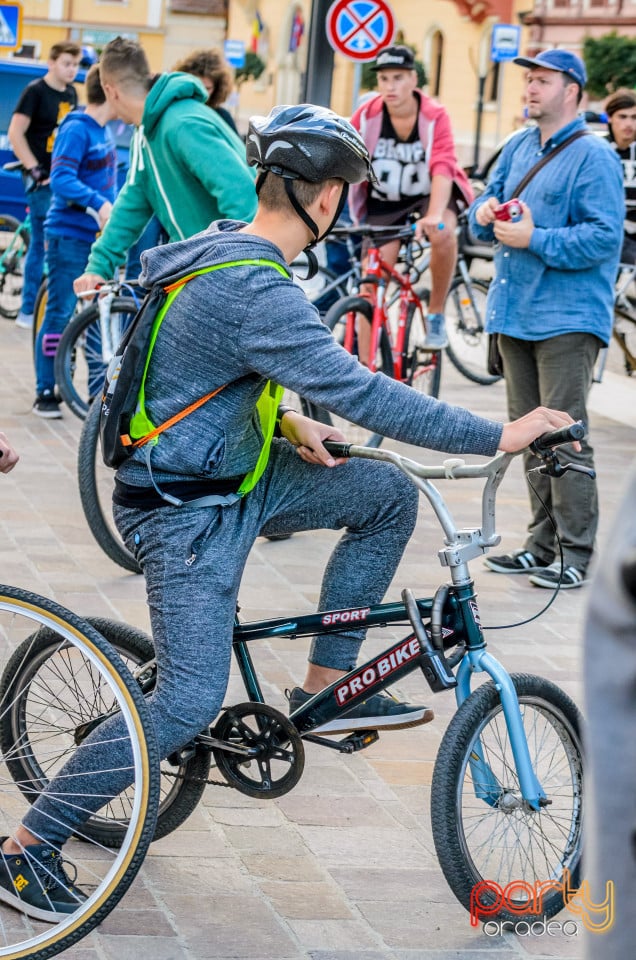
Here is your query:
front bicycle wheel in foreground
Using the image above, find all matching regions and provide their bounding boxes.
[431,673,583,923]
[0,586,159,959]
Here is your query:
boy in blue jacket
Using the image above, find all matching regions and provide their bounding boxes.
[33,64,117,418]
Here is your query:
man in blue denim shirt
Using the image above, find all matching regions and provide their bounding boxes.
[469,49,624,589]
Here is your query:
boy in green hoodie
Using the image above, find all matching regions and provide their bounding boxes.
[74,37,257,294]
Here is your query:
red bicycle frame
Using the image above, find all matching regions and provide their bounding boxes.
[345,233,436,387]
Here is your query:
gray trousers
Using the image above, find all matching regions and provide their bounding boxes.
[498,332,601,571]
[23,439,418,845]
[584,464,636,957]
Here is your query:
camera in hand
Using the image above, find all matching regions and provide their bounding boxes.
[494,199,523,222]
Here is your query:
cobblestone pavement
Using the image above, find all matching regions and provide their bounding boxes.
[0,317,634,960]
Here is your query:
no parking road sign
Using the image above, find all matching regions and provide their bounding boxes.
[326,0,395,62]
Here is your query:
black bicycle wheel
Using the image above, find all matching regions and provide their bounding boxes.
[0,586,159,959]
[307,295,393,448]
[78,399,141,574]
[613,304,636,376]
[403,291,442,399]
[55,296,138,420]
[0,213,28,319]
[445,277,501,386]
[431,673,583,923]
[0,616,209,849]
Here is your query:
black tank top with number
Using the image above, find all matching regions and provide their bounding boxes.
[367,96,431,218]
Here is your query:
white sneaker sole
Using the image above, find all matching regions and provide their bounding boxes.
[310,706,434,735]
[0,884,79,922]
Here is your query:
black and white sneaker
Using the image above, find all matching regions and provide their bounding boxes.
[288,687,433,734]
[484,549,551,575]
[528,563,588,590]
[0,839,86,921]
[33,390,62,419]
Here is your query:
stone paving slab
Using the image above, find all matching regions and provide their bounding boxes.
[0,317,633,958]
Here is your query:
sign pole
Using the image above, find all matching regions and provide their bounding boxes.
[302,0,335,107]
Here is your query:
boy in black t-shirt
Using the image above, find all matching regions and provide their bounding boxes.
[605,89,636,264]
[8,41,81,329]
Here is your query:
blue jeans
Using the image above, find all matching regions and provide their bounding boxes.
[35,235,92,395]
[21,184,51,316]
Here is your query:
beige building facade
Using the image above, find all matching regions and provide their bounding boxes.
[13,0,617,167]
[227,0,534,166]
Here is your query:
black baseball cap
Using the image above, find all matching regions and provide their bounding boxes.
[371,45,415,72]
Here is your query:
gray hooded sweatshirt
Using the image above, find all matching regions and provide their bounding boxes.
[117,220,503,489]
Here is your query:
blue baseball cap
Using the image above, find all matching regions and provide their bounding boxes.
[513,49,587,89]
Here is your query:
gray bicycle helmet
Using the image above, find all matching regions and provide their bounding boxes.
[246,103,373,185]
[246,104,373,267]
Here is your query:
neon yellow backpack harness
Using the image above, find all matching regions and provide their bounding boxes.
[100,258,288,500]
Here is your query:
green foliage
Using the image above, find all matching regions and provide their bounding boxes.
[583,33,636,97]
[235,52,266,88]
[360,43,427,91]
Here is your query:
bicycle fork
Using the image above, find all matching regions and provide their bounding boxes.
[455,651,547,811]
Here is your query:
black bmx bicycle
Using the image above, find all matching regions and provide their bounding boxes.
[0,423,587,957]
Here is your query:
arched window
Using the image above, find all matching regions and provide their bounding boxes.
[429,30,444,98]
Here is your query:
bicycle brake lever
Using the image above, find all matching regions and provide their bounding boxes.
[529,456,596,480]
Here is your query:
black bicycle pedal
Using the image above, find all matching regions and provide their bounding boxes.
[339,730,380,753]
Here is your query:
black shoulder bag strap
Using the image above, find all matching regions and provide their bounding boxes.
[508,128,589,200]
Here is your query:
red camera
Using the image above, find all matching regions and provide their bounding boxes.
[494,199,523,222]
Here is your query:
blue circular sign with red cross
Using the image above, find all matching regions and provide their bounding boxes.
[326,0,395,62]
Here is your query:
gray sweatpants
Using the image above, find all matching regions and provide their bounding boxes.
[23,439,418,845]
[498,332,600,571]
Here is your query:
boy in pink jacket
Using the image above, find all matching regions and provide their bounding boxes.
[350,44,472,349]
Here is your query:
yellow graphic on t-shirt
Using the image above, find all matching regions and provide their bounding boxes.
[46,101,74,155]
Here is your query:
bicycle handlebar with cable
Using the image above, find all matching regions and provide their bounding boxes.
[324,421,586,465]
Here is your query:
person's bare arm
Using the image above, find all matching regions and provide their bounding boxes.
[8,114,40,175]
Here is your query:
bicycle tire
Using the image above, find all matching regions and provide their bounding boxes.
[0,213,27,319]
[0,616,209,849]
[78,400,141,574]
[444,277,501,386]
[403,290,442,399]
[431,673,583,923]
[613,304,636,376]
[55,297,138,420]
[0,585,159,959]
[31,277,48,360]
[308,295,393,448]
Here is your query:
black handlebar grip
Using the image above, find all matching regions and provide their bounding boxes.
[621,549,636,602]
[323,441,352,458]
[530,420,586,457]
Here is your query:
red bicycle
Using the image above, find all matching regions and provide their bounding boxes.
[306,221,440,448]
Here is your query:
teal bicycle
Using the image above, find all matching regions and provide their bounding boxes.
[0,209,30,320]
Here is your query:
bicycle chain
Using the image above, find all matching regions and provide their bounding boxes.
[162,767,235,789]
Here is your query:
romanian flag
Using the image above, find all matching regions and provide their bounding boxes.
[251,10,264,53]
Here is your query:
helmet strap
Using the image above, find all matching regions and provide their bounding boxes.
[284,178,320,242]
